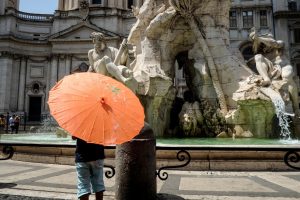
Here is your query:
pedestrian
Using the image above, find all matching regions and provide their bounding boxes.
[0,114,6,133]
[73,136,105,200]
[14,115,20,133]
[9,114,15,134]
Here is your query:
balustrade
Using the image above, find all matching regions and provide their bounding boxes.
[14,9,54,22]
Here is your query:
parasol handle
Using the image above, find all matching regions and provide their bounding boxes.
[100,97,105,104]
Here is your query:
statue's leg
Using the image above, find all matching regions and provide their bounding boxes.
[94,58,109,75]
[255,54,271,86]
[103,56,131,83]
[118,65,133,78]
[282,65,300,116]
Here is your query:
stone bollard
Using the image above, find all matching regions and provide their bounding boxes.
[116,123,156,200]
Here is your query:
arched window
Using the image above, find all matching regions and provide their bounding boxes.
[31,82,41,94]
[92,0,102,4]
[128,0,134,9]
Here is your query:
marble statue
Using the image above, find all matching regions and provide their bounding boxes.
[249,28,300,116]
[88,32,133,84]
[178,91,203,136]
[126,0,252,136]
[227,28,300,138]
[99,0,296,138]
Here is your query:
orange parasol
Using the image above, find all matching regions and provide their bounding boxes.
[48,72,145,146]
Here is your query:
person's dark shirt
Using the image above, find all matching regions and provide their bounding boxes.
[75,138,105,163]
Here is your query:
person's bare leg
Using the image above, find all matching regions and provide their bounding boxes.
[79,194,89,200]
[95,191,103,200]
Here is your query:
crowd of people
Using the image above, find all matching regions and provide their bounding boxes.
[0,113,20,134]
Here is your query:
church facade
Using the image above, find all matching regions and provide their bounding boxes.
[0,0,143,121]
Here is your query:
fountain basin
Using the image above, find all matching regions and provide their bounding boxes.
[1,134,300,146]
[1,134,299,171]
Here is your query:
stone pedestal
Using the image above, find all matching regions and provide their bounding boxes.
[115,123,156,200]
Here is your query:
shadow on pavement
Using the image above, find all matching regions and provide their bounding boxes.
[0,194,64,200]
[0,183,17,189]
[157,193,185,200]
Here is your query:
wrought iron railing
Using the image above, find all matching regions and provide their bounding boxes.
[1,143,299,180]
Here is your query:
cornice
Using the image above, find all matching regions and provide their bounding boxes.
[0,51,80,61]
[49,37,119,43]
[0,35,49,45]
[230,4,272,10]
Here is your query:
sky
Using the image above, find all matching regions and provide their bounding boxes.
[19,0,58,14]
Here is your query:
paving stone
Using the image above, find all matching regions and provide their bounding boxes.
[0,160,300,200]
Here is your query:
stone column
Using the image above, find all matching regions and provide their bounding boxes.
[65,55,72,75]
[17,56,27,111]
[50,55,58,89]
[58,0,64,10]
[108,0,116,7]
[103,0,108,7]
[255,9,259,28]
[58,55,66,81]
[237,9,242,39]
[0,54,13,112]
[116,123,156,200]
[268,10,273,31]
[136,0,143,7]
[44,57,52,111]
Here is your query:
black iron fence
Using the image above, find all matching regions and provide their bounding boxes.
[0,143,299,179]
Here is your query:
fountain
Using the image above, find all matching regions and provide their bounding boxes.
[121,0,299,141]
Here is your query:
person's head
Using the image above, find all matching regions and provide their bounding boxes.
[90,32,106,51]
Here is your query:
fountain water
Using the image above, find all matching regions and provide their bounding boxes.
[272,97,292,140]
[260,87,293,140]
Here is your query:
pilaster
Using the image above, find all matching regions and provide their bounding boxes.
[0,52,13,112]
[65,55,72,75]
[50,55,59,89]
[58,54,66,81]
[17,56,28,111]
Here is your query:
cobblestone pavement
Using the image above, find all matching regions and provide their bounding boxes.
[0,160,300,200]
